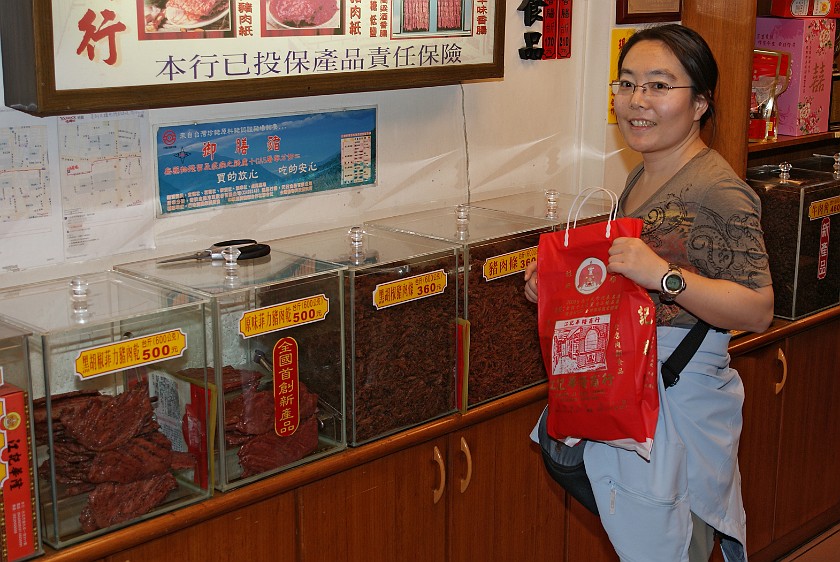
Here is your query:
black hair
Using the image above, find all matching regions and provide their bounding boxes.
[617,24,718,130]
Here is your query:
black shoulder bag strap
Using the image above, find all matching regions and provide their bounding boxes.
[661,320,713,389]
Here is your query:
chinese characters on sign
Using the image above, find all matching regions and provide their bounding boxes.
[273,336,301,436]
[155,108,377,215]
[51,1,498,90]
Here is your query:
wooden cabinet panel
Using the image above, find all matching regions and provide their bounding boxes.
[104,494,297,562]
[447,422,497,562]
[297,438,447,562]
[473,401,566,562]
[732,343,785,555]
[774,318,840,539]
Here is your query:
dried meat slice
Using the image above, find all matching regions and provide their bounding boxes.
[87,432,174,484]
[61,387,157,451]
[237,416,319,478]
[79,472,178,532]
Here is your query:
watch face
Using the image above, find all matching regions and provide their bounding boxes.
[664,273,684,292]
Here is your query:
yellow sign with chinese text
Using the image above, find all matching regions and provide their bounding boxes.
[239,294,330,338]
[373,269,447,309]
[809,196,840,220]
[74,329,187,380]
[482,246,537,281]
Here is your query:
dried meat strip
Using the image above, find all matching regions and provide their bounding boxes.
[87,432,174,484]
[237,416,319,478]
[61,387,157,451]
[79,472,178,532]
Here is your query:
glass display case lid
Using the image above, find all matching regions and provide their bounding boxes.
[0,271,204,335]
[367,203,554,245]
[267,225,459,269]
[0,321,29,344]
[471,190,608,224]
[746,162,839,192]
[115,248,346,298]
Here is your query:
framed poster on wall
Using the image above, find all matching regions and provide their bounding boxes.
[0,0,504,115]
[616,0,681,24]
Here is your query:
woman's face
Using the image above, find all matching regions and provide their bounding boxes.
[614,40,707,159]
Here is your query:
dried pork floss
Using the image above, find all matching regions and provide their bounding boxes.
[268,225,460,445]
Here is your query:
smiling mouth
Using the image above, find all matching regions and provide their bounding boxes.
[630,119,657,127]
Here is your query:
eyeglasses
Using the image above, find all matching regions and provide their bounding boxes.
[609,80,694,97]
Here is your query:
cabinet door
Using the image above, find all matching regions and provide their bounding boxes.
[105,493,298,562]
[297,438,447,562]
[449,401,567,562]
[774,318,840,539]
[731,343,785,555]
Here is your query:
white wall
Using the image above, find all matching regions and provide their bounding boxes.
[0,0,638,289]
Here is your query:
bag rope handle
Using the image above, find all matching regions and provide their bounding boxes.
[564,187,620,247]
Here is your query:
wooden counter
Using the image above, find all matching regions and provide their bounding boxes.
[37,306,840,562]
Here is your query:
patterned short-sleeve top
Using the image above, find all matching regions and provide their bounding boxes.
[618,148,772,328]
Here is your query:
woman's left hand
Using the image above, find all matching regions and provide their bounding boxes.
[607,237,667,291]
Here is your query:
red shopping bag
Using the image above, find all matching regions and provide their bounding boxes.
[537,189,658,459]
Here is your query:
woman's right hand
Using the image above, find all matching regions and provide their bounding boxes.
[524,261,538,303]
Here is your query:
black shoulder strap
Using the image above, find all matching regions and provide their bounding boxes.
[661,320,712,389]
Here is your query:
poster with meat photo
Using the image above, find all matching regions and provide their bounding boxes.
[138,0,235,39]
[263,0,343,37]
[50,0,498,90]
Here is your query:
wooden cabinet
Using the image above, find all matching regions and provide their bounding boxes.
[732,314,840,561]
[104,493,298,562]
[296,399,567,562]
[297,436,447,562]
[731,340,786,556]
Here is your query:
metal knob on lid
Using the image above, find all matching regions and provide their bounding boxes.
[779,161,791,181]
[348,226,367,266]
[221,246,243,287]
[455,204,470,241]
[69,277,91,324]
[545,189,559,220]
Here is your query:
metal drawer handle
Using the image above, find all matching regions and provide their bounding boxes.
[775,348,788,394]
[433,445,446,504]
[459,437,473,494]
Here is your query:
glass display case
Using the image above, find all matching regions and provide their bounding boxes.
[268,225,460,446]
[0,322,41,562]
[367,204,554,409]
[115,248,346,491]
[0,272,212,549]
[472,189,609,225]
[746,161,840,320]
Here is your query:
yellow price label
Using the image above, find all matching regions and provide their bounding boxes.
[239,294,330,338]
[809,196,840,220]
[373,269,447,309]
[74,329,187,380]
[483,246,537,281]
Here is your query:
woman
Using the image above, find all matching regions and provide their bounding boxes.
[525,24,773,562]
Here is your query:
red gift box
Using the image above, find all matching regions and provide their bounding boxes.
[755,16,836,136]
[0,383,38,562]
[770,0,840,18]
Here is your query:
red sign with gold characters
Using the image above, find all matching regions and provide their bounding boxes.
[272,337,300,437]
[0,383,38,562]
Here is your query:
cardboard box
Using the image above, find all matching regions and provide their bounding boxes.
[770,0,840,18]
[755,17,836,136]
[0,383,38,562]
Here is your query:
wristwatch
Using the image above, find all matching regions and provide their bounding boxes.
[660,263,686,302]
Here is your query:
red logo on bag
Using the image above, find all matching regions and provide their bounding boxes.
[575,258,606,294]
